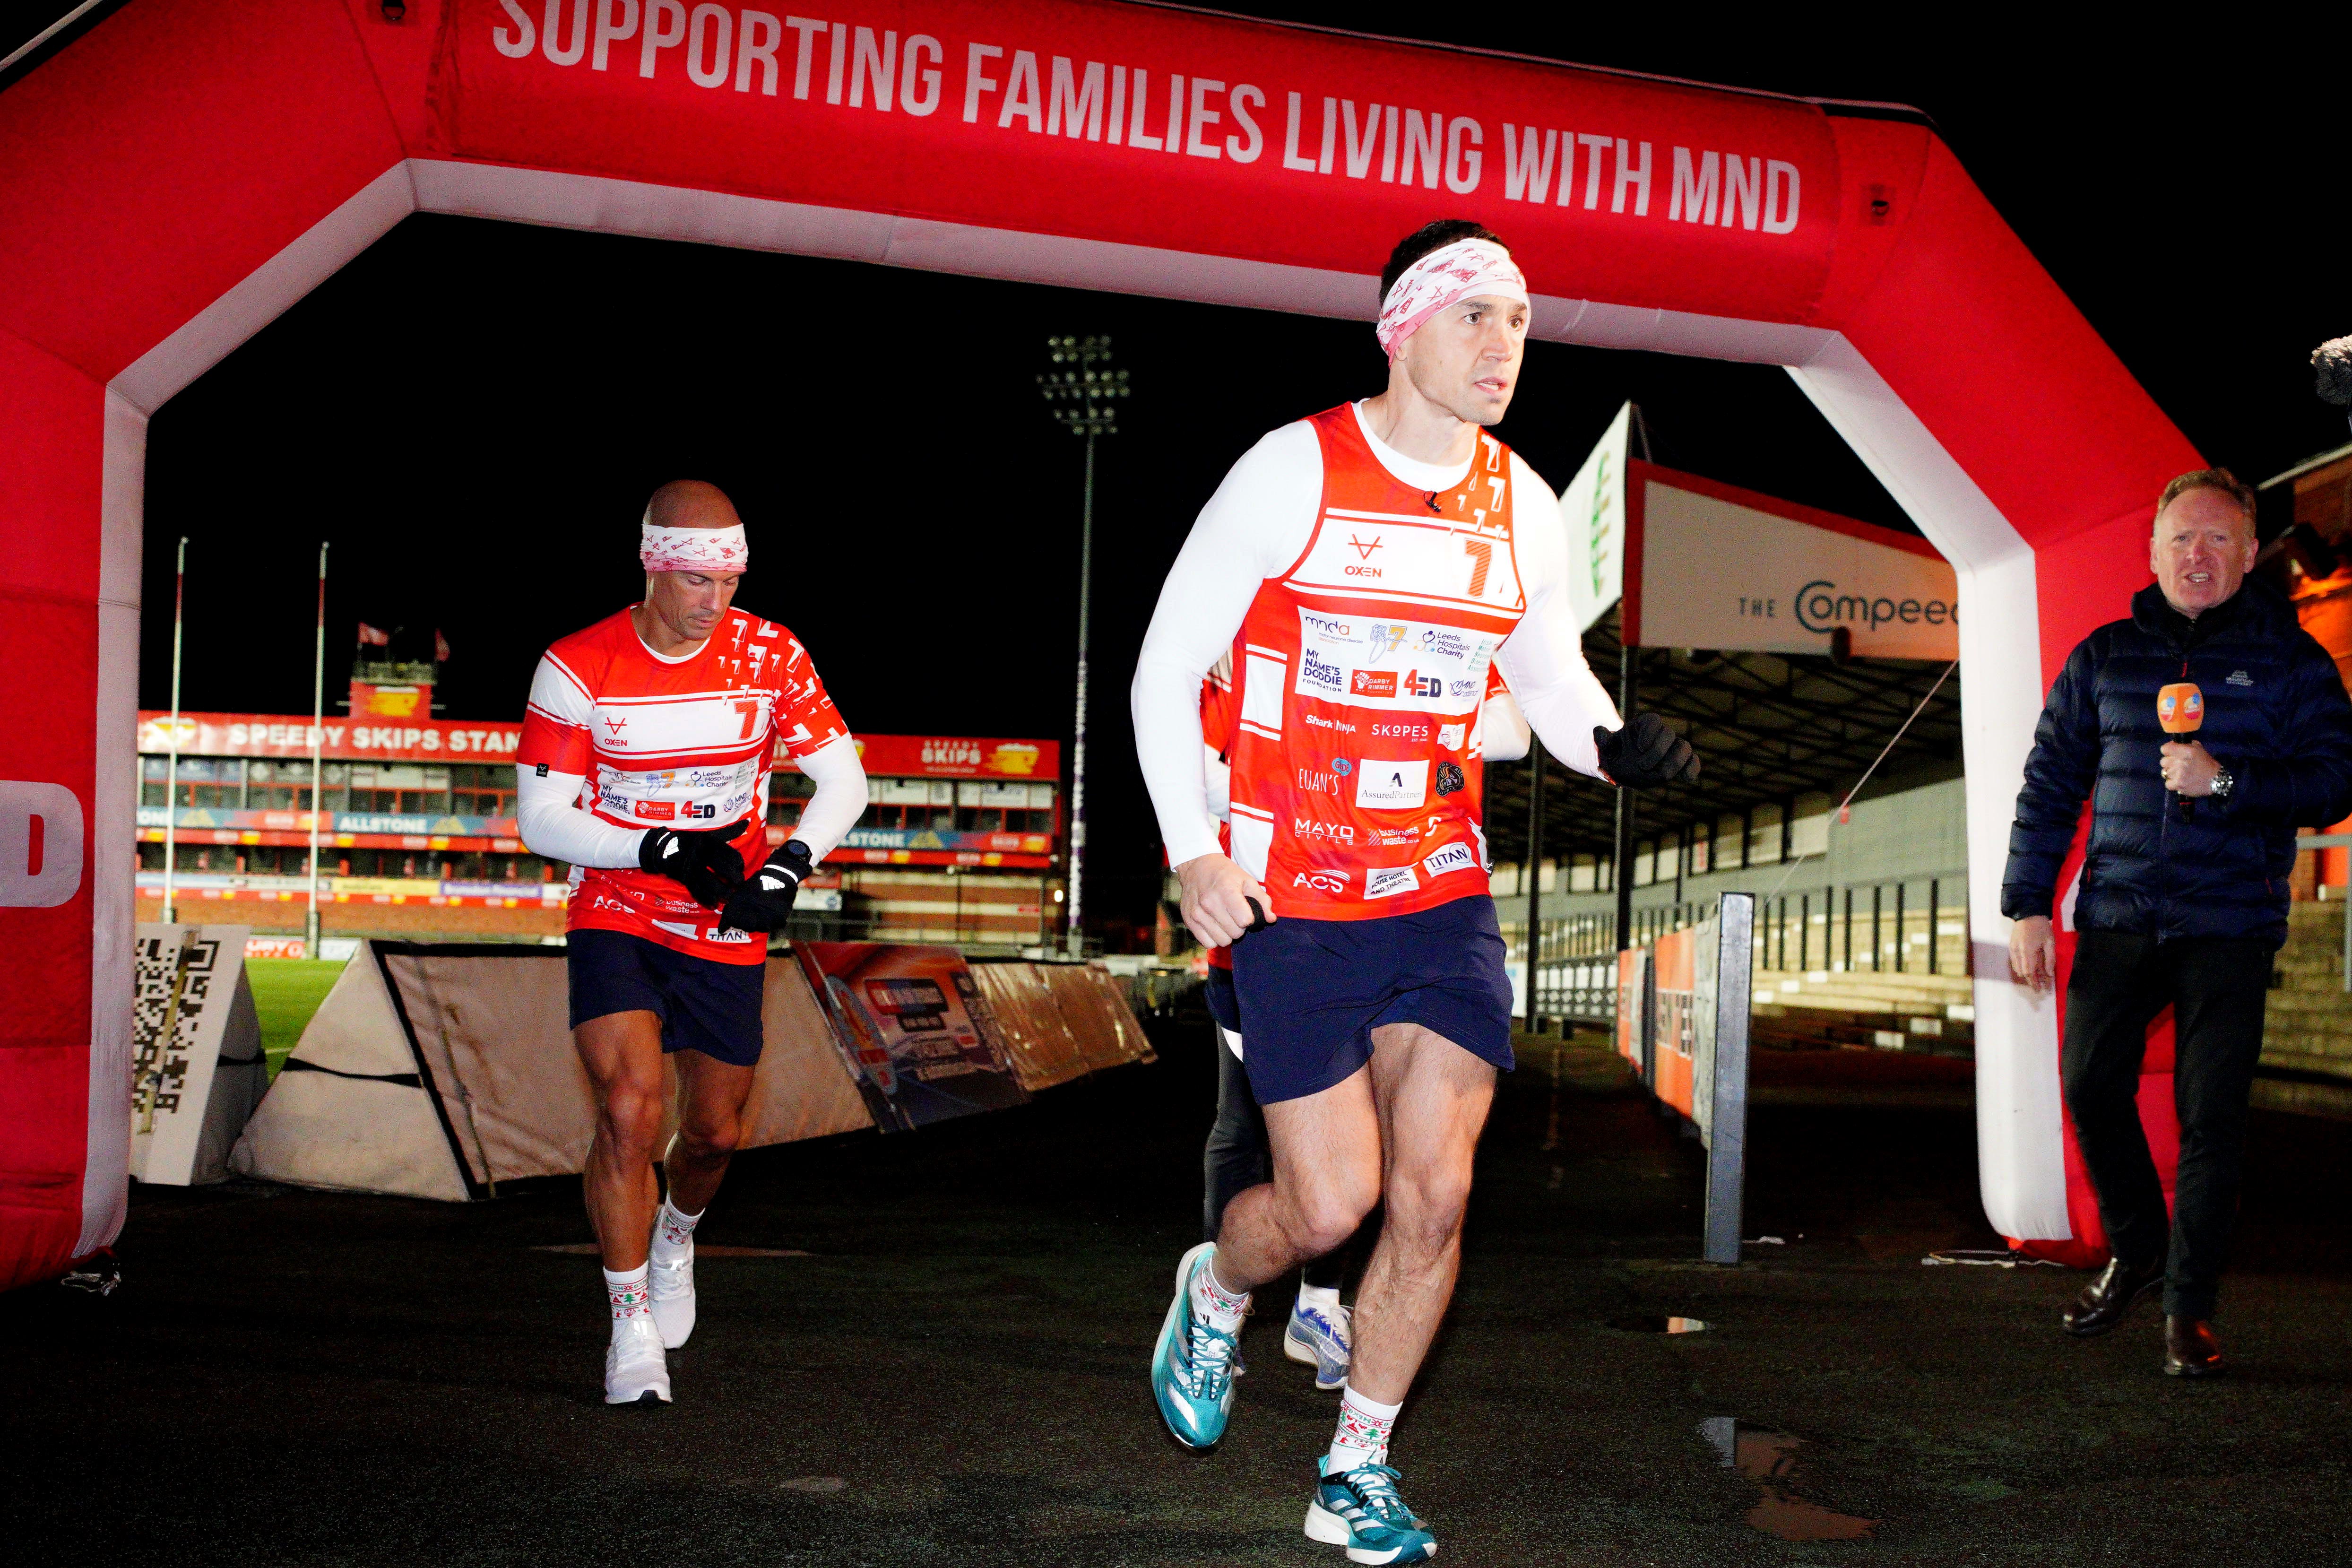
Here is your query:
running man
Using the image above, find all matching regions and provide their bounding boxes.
[1197,651,1354,1389]
[517,480,867,1405]
[1197,658,1530,1395]
[1133,221,1697,1561]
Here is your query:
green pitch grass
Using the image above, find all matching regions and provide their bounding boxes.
[244,959,346,1075]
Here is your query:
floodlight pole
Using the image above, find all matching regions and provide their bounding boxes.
[1616,408,1652,955]
[1037,336,1128,959]
[305,542,328,957]
[161,537,188,925]
[1070,427,1095,958]
[1613,642,1636,954]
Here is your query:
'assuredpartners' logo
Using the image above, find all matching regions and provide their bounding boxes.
[1793,580,1957,633]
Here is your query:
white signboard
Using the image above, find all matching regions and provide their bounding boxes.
[1556,402,1633,633]
[1626,471,1958,660]
[131,924,269,1186]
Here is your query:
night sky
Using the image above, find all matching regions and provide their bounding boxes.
[130,10,2342,931]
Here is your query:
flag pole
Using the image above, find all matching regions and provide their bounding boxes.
[161,537,188,924]
[304,542,329,958]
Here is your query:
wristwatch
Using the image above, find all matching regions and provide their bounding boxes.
[2210,765,2234,800]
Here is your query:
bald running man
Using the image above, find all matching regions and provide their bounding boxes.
[1133,220,1696,1562]
[517,481,868,1404]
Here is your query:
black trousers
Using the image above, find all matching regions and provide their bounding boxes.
[1203,1028,1349,1291]
[2060,931,2271,1319]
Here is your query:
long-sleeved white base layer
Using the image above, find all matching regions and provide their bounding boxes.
[516,732,867,871]
[1132,401,1620,867]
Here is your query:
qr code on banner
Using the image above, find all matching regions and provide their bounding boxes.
[131,933,221,1118]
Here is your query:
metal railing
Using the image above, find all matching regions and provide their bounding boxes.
[1512,873,1973,1023]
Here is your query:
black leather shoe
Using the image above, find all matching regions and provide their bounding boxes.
[2163,1316,2223,1377]
[2061,1255,2165,1337]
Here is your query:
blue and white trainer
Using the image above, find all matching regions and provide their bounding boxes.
[1305,1457,1437,1564]
[1284,1296,1352,1391]
[1150,1242,1239,1449]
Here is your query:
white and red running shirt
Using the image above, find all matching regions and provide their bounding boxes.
[517,606,856,963]
[1133,401,1619,922]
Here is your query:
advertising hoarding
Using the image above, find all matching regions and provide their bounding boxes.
[793,942,1030,1133]
[1624,465,1959,660]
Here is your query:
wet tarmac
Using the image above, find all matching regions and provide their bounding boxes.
[11,1023,2352,1565]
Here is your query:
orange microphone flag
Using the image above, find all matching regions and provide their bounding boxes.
[2157,682,2204,735]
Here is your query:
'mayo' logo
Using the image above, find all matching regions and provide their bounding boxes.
[1793,580,1958,634]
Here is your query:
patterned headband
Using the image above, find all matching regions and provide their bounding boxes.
[1375,239,1529,358]
[640,522,748,574]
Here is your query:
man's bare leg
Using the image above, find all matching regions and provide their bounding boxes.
[646,1047,758,1349]
[1211,1064,1384,1295]
[665,1048,755,1214]
[574,1010,675,1403]
[1346,1023,1496,1403]
[576,1010,669,1271]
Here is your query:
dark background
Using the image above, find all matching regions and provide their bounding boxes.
[97,9,2342,935]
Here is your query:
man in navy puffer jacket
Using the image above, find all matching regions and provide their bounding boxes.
[2005,469,2352,1378]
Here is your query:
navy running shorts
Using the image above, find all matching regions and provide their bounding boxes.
[1204,964,1240,1031]
[567,928,767,1067]
[1227,896,1514,1104]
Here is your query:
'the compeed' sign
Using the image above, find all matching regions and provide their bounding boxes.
[1623,465,1957,661]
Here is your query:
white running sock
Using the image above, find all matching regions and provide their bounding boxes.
[1191,1256,1251,1334]
[1330,1384,1402,1471]
[604,1264,651,1331]
[1296,1281,1342,1320]
[651,1197,702,1266]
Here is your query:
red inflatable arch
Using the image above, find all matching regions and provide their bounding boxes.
[0,0,2196,1287]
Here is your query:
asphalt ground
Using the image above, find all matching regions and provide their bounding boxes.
[14,1022,2352,1567]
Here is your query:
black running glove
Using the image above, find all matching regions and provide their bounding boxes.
[720,839,816,935]
[637,826,747,909]
[1594,713,1700,788]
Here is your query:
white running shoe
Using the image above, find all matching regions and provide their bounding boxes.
[649,1244,696,1350]
[605,1314,672,1405]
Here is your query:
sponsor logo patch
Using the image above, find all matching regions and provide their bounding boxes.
[1293,868,1352,895]
[1350,670,1399,699]
[1294,818,1358,843]
[1437,723,1467,750]
[1365,866,1419,900]
[1356,760,1430,810]
[633,799,677,820]
[1435,762,1466,796]
[1422,841,1477,878]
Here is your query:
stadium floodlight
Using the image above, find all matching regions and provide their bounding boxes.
[305,542,329,957]
[1036,336,1130,958]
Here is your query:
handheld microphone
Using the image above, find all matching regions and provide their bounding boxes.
[2158,681,2205,820]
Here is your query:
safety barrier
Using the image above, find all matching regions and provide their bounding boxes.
[1611,893,1755,1263]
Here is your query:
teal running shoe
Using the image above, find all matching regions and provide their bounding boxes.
[1305,1456,1437,1564]
[1150,1242,1239,1449]
[1284,1297,1352,1391]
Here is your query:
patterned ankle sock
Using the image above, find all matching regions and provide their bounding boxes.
[603,1263,651,1328]
[651,1198,702,1265]
[1190,1255,1251,1334]
[1329,1384,1402,1472]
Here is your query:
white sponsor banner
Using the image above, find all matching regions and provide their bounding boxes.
[1557,401,1633,633]
[1626,470,1958,660]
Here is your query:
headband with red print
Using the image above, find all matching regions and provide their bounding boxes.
[640,522,748,575]
[1374,238,1529,359]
